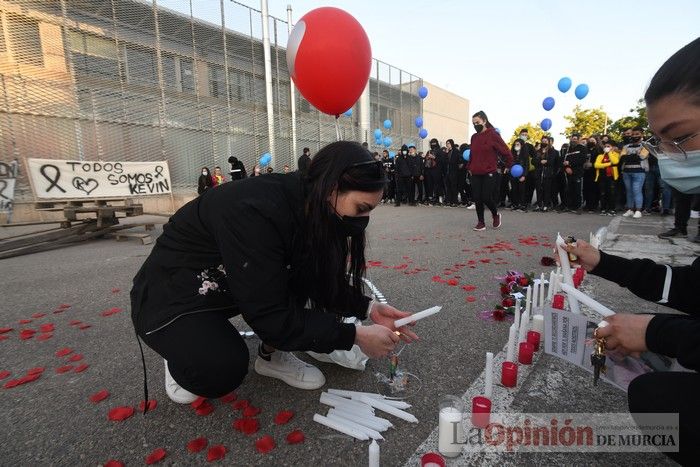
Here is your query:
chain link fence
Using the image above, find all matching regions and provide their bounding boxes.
[0,0,422,201]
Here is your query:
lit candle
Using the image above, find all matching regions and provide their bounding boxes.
[525,286,532,315]
[527,330,541,352]
[313,413,369,440]
[559,283,615,317]
[369,440,380,467]
[326,412,384,440]
[518,309,529,344]
[505,324,517,362]
[394,306,442,328]
[359,395,418,423]
[547,271,556,301]
[471,396,491,428]
[555,233,581,314]
[501,361,518,387]
[518,342,534,364]
[484,352,494,399]
[531,314,544,335]
[539,273,546,310]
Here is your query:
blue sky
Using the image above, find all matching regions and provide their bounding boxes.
[162,0,700,141]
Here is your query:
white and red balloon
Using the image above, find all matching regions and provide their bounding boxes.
[286,7,372,117]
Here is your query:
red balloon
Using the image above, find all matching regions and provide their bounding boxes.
[287,7,371,116]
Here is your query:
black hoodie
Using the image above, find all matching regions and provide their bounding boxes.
[227,156,247,181]
[395,145,413,177]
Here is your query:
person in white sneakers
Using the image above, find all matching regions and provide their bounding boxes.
[131,141,419,405]
[620,126,650,219]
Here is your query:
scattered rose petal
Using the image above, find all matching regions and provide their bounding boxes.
[27,367,44,375]
[108,406,135,421]
[37,333,53,341]
[480,258,491,263]
[233,417,260,435]
[74,363,89,373]
[56,348,73,357]
[31,313,46,319]
[90,390,110,403]
[243,405,261,418]
[274,410,294,425]
[219,392,237,403]
[462,285,477,292]
[69,320,82,326]
[18,319,33,325]
[56,365,74,374]
[68,354,83,362]
[104,460,124,467]
[58,304,71,309]
[0,327,12,334]
[0,370,10,380]
[111,288,121,293]
[206,445,227,462]
[19,330,36,340]
[191,396,207,409]
[232,399,250,410]
[466,296,476,303]
[18,373,41,384]
[195,400,214,416]
[446,279,459,286]
[139,399,157,412]
[145,447,167,465]
[0,335,8,341]
[3,379,21,389]
[255,435,275,454]
[286,429,305,444]
[186,437,208,453]
[78,324,91,330]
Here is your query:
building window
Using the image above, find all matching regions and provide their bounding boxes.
[7,13,43,67]
[179,58,194,93]
[68,30,119,80]
[209,64,226,99]
[228,69,252,103]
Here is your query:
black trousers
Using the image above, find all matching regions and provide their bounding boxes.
[500,172,511,205]
[583,169,599,210]
[536,174,552,208]
[525,172,536,207]
[492,172,502,206]
[471,173,498,223]
[415,176,425,202]
[396,176,414,204]
[554,172,567,208]
[141,310,249,398]
[672,188,692,232]
[447,171,461,204]
[512,178,527,209]
[566,175,583,210]
[427,169,443,201]
[628,371,700,465]
[598,176,616,212]
[384,175,396,201]
[458,171,470,204]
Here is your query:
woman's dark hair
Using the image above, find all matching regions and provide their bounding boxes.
[645,37,700,105]
[304,141,387,315]
[472,110,495,129]
[201,167,210,174]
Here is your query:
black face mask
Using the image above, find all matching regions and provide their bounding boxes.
[333,213,369,237]
[474,124,484,133]
[623,135,632,143]
[631,136,642,143]
[541,142,548,147]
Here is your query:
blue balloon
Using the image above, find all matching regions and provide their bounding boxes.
[558,77,572,93]
[418,86,428,99]
[383,119,392,130]
[541,118,552,131]
[344,108,353,117]
[374,128,382,139]
[495,128,501,134]
[388,151,395,159]
[415,116,423,128]
[542,97,555,111]
[418,128,428,139]
[462,149,470,161]
[259,153,271,166]
[510,164,524,178]
[574,83,589,100]
[383,136,392,147]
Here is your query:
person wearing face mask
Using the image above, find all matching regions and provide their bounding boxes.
[409,145,425,204]
[563,38,700,465]
[468,111,513,230]
[197,167,214,195]
[619,128,633,151]
[458,143,472,207]
[228,156,247,181]
[620,126,649,218]
[131,141,419,409]
[446,139,462,207]
[394,144,415,206]
[427,138,446,205]
[534,137,557,212]
[561,135,587,214]
[518,129,537,210]
[510,139,529,212]
[594,142,620,215]
[380,149,395,204]
[583,137,601,213]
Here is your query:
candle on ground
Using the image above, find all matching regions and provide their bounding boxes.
[525,286,532,315]
[313,413,369,440]
[369,440,380,467]
[484,352,494,399]
[421,452,446,467]
[530,282,538,314]
[555,233,581,314]
[547,271,556,301]
[518,309,529,344]
[539,273,546,309]
[501,361,518,387]
[514,298,521,330]
[518,342,534,364]
[506,324,517,362]
[438,407,463,457]
[531,314,545,335]
[527,330,541,352]
[471,396,491,428]
[560,283,615,317]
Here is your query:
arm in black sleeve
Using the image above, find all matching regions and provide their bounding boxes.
[591,252,699,315]
[211,202,356,353]
[646,315,700,371]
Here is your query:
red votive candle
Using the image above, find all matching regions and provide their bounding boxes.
[471,396,491,428]
[552,294,565,310]
[501,361,518,387]
[420,452,446,467]
[519,342,534,364]
[527,331,541,352]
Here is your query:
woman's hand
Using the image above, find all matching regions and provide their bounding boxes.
[595,314,653,354]
[354,325,400,358]
[562,239,601,272]
[370,303,420,343]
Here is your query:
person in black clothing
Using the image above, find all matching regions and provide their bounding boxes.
[510,139,529,212]
[458,143,471,206]
[517,129,537,209]
[409,145,424,204]
[427,139,446,205]
[297,147,311,176]
[566,37,700,465]
[562,135,587,213]
[583,137,601,212]
[227,156,247,181]
[431,139,448,205]
[553,142,568,210]
[381,149,395,203]
[197,167,213,195]
[394,144,415,206]
[534,136,557,211]
[131,141,419,405]
[445,139,462,206]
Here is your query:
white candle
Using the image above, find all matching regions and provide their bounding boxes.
[518,309,529,344]
[539,273,546,309]
[531,282,538,313]
[438,407,464,457]
[556,234,581,314]
[359,395,419,423]
[328,408,390,432]
[328,389,386,399]
[348,393,411,410]
[514,298,521,330]
[557,266,561,276]
[326,412,384,440]
[320,393,375,414]
[560,283,615,317]
[547,271,555,301]
[506,324,517,362]
[394,306,442,328]
[369,439,380,467]
[313,413,369,440]
[484,352,494,399]
[531,315,545,334]
[525,286,532,315]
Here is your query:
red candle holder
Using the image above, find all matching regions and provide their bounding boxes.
[420,452,446,467]
[527,331,541,352]
[501,361,518,387]
[552,294,565,310]
[471,396,491,428]
[518,342,534,364]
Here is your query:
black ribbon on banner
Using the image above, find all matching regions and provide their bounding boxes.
[39,164,66,193]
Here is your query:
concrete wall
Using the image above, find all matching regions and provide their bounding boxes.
[422,81,470,148]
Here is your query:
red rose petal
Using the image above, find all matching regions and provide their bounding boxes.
[111,288,121,293]
[447,279,459,286]
[18,319,33,325]
[37,333,53,341]
[27,367,45,375]
[243,405,261,418]
[55,348,73,357]
[90,389,110,403]
[286,429,305,444]
[3,379,22,389]
[108,406,135,421]
[190,396,207,409]
[19,330,36,340]
[56,365,74,374]
[32,313,46,319]
[186,437,208,453]
[462,285,477,292]
[68,354,83,362]
[18,373,41,384]
[466,296,476,303]
[219,392,237,403]
[104,460,124,467]
[206,444,227,462]
[0,335,9,341]
[78,324,92,330]
[139,399,157,412]
[74,363,89,373]
[0,327,13,334]
[480,258,491,263]
[255,435,275,454]
[274,410,294,425]
[232,399,250,410]
[0,370,10,380]
[195,400,214,416]
[58,304,71,309]
[233,417,260,435]
[145,447,167,465]
[69,320,82,326]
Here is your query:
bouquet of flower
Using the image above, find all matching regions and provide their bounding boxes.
[492,271,533,321]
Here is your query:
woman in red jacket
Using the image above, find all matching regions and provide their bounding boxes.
[469,111,513,231]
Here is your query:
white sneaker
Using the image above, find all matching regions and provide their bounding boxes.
[164,360,199,404]
[622,209,634,217]
[255,349,325,390]
[633,210,642,218]
[467,204,476,210]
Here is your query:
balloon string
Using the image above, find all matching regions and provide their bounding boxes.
[334,116,341,141]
